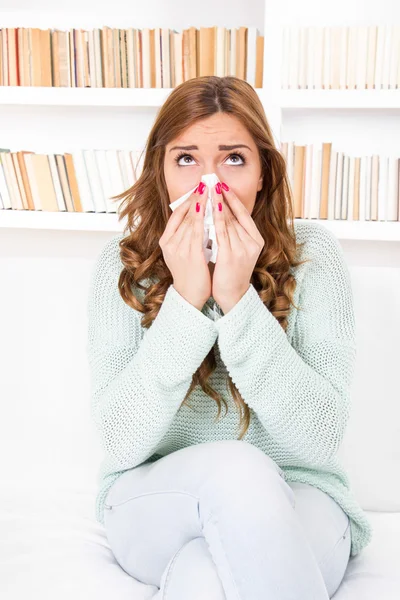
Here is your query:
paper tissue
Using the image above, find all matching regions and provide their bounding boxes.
[168,173,221,264]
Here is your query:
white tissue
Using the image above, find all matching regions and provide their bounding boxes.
[168,173,221,264]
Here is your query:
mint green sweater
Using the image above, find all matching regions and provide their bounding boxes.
[87,220,372,558]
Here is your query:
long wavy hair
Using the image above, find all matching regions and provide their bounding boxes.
[111,75,310,440]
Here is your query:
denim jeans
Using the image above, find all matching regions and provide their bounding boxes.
[103,440,351,599]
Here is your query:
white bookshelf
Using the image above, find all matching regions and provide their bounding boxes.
[0,85,265,107]
[0,86,176,107]
[0,86,399,109]
[0,2,399,241]
[0,209,128,232]
[1,209,399,241]
[280,89,400,109]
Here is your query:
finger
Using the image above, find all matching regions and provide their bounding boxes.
[211,185,232,252]
[191,183,210,253]
[217,188,248,243]
[163,185,200,245]
[174,184,208,252]
[220,185,263,244]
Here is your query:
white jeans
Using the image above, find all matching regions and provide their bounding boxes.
[103,440,351,599]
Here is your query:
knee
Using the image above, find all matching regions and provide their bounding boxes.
[197,441,294,516]
[159,537,226,600]
[203,440,283,485]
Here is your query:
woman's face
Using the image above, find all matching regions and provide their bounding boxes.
[164,113,264,214]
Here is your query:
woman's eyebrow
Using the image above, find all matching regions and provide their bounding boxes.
[169,144,252,152]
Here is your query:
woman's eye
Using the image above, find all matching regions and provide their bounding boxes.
[175,154,195,165]
[175,153,245,166]
[226,153,244,164]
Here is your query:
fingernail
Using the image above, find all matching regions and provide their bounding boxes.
[196,202,200,212]
[199,182,206,194]
[218,202,222,212]
[221,182,229,191]
[215,182,222,194]
[194,184,199,193]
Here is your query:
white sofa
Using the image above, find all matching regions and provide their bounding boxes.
[1,230,399,599]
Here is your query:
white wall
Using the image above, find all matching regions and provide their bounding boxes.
[0,0,265,29]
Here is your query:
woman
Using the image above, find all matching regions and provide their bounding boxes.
[87,75,372,599]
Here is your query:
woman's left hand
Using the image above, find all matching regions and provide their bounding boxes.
[211,182,265,314]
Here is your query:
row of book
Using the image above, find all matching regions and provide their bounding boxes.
[0,26,264,89]
[280,142,400,222]
[2,144,400,222]
[282,25,400,90]
[0,148,144,212]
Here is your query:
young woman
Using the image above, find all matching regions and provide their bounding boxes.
[87,75,372,599]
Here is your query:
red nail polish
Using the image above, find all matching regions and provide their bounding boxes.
[194,184,199,193]
[199,182,206,194]
[221,182,229,191]
[218,202,223,212]
[215,182,222,194]
[196,202,200,212]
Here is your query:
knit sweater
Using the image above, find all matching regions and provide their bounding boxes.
[86,220,373,558]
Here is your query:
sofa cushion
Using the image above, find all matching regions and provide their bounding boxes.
[336,267,400,512]
[1,485,399,600]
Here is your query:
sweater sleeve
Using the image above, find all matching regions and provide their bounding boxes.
[214,224,356,468]
[87,236,218,471]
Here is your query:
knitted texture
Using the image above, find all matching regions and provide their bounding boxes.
[87,220,372,558]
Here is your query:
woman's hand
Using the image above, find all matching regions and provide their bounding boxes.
[160,181,212,311]
[211,182,265,314]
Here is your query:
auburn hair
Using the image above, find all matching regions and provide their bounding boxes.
[111,75,310,440]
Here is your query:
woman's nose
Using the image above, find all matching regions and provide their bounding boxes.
[201,168,222,179]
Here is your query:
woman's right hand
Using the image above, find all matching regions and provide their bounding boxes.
[159,181,211,311]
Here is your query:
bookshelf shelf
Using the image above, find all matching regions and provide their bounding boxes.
[0,209,126,232]
[0,87,398,110]
[1,209,399,241]
[279,89,400,109]
[0,86,264,108]
[0,86,174,108]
